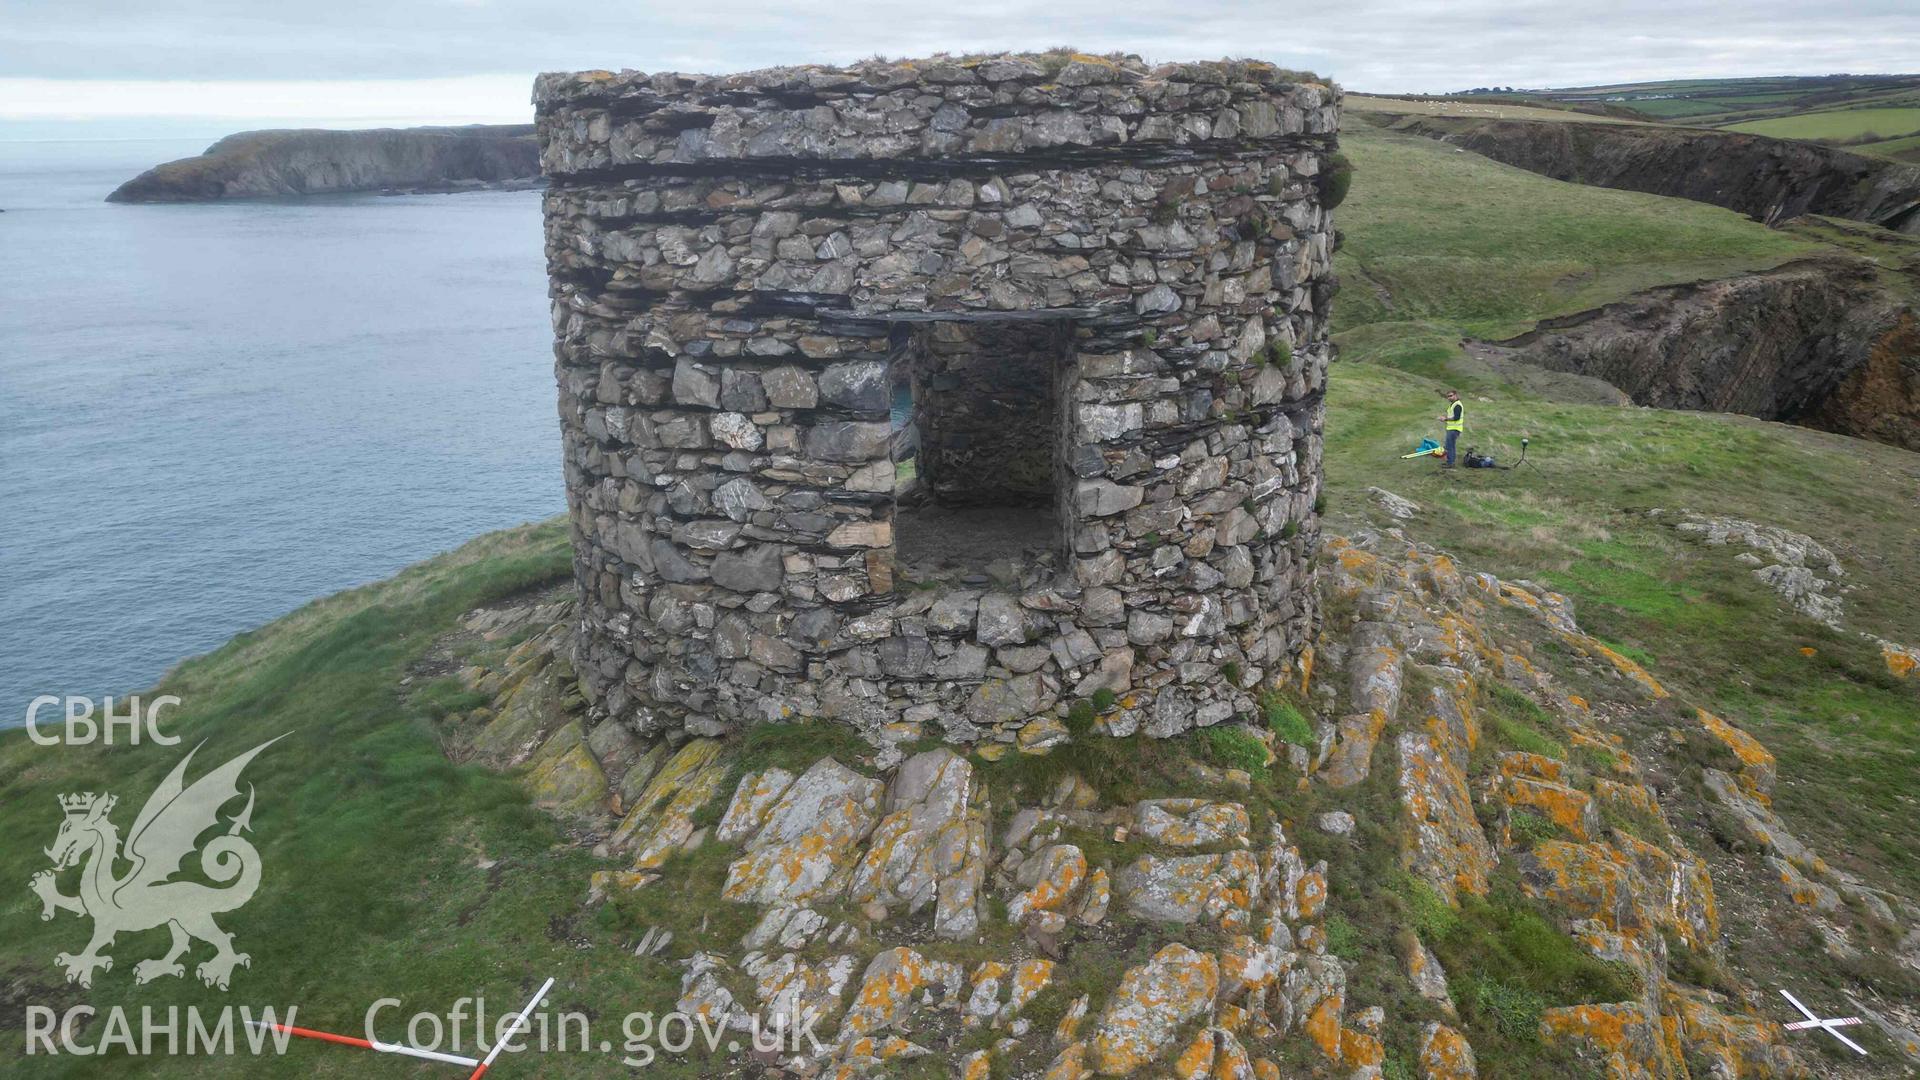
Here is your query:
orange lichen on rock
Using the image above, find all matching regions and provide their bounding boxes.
[1540,1002,1683,1080]
[1008,843,1089,922]
[1397,731,1496,901]
[838,947,960,1043]
[1695,708,1776,797]
[1584,638,1668,698]
[1497,750,1565,784]
[1320,708,1390,788]
[1516,841,1641,935]
[1418,1022,1478,1079]
[1339,1027,1385,1069]
[1040,1041,1089,1080]
[1883,641,1918,678]
[1665,987,1801,1078]
[1173,1029,1215,1079]
[1304,998,1344,1060]
[1504,775,1599,842]
[1134,799,1251,848]
[1087,944,1219,1074]
[1569,729,1629,774]
[1593,779,1664,827]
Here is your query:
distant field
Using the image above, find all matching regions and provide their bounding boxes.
[1413,74,1920,131]
[1618,98,1741,119]
[1857,131,1920,162]
[1726,106,1920,142]
[1345,95,1629,124]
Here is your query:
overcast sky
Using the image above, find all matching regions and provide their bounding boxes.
[4,1,1917,138]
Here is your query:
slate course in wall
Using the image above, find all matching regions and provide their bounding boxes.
[536,53,1341,748]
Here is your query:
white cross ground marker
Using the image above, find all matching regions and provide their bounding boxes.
[1779,989,1868,1056]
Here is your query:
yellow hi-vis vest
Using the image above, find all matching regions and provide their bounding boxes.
[1446,400,1465,432]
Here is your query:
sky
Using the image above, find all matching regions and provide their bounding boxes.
[4,1,1918,139]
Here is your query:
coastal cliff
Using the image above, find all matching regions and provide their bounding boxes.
[106,124,541,202]
[1377,114,1920,234]
[1487,257,1920,451]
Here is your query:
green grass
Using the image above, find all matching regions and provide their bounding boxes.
[1726,106,1920,142]
[1434,887,1641,1059]
[1194,726,1269,779]
[1326,121,1920,920]
[1850,130,1920,162]
[1334,124,1819,343]
[0,521,764,1078]
[1323,354,1920,894]
[1480,684,1566,760]
[1260,690,1314,747]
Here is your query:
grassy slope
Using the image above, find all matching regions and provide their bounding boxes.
[0,523,719,1078]
[1330,126,1920,901]
[1332,124,1820,344]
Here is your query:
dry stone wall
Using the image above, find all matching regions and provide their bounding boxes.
[536,54,1341,745]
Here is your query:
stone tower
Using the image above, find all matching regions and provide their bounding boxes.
[536,54,1340,748]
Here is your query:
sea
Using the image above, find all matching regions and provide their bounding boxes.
[0,139,562,728]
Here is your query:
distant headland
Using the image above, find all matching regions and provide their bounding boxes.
[105,124,542,202]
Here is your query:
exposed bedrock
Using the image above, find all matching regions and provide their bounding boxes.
[106,125,542,202]
[1490,258,1920,451]
[1379,114,1920,234]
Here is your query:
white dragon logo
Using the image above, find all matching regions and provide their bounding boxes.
[29,736,281,991]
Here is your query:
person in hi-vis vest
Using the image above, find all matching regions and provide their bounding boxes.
[1439,390,1464,468]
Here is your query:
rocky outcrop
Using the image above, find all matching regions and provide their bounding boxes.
[1377,114,1920,234]
[1485,258,1920,452]
[105,125,541,202]
[419,520,1920,1077]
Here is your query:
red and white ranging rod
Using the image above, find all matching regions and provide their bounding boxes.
[248,976,557,1076]
[244,1020,482,1068]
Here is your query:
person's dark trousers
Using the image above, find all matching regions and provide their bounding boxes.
[1444,430,1458,466]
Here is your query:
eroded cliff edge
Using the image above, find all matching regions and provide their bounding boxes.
[106,124,541,202]
[1483,257,1920,452]
[1376,114,1920,235]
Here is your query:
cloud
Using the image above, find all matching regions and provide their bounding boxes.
[0,75,533,125]
[2,0,1915,125]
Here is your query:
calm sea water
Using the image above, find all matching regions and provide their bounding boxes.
[0,140,561,727]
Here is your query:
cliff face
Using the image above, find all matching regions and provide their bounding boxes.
[106,124,541,202]
[1380,115,1920,234]
[1491,258,1920,450]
